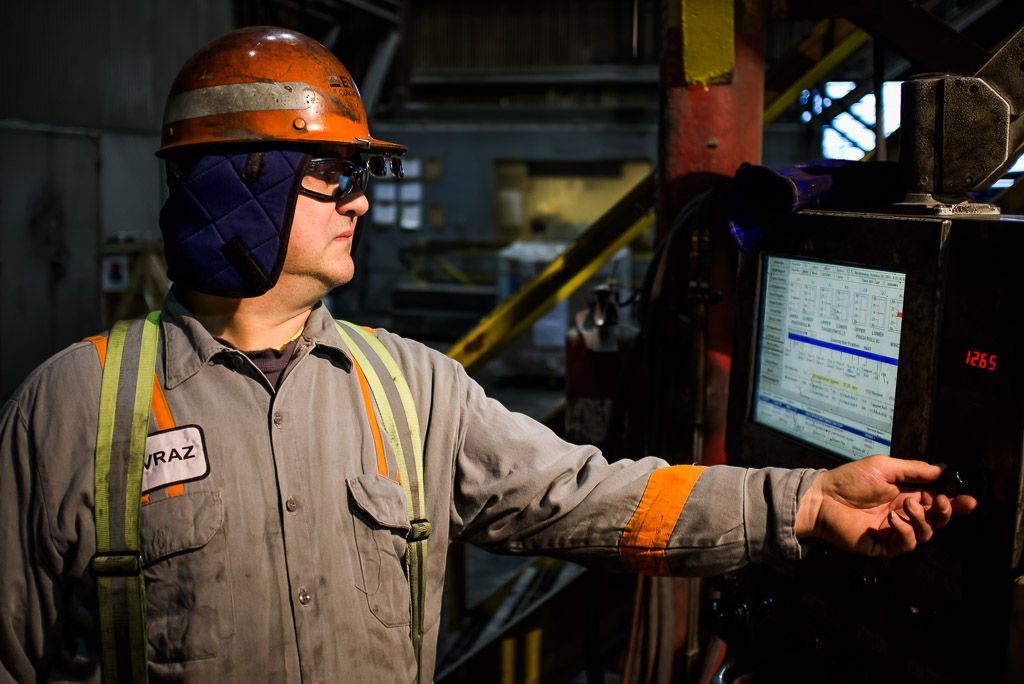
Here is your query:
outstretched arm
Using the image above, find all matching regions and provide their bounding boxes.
[795,454,977,557]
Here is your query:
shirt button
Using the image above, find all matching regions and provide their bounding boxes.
[230,355,243,368]
[298,587,312,606]
[286,497,298,512]
[273,411,283,427]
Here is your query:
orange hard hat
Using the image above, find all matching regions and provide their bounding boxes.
[158,26,406,157]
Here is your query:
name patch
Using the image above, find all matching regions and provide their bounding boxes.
[143,425,210,493]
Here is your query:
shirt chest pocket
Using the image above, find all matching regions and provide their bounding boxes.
[347,474,411,627]
[140,491,235,662]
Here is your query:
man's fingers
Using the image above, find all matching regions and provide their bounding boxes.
[926,495,952,531]
[904,498,935,543]
[887,509,917,555]
[951,494,978,515]
[877,455,944,484]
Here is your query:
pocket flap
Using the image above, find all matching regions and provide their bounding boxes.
[141,491,225,564]
[347,474,411,534]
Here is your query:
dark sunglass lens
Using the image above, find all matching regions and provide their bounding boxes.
[367,156,387,176]
[301,158,371,201]
[390,158,404,179]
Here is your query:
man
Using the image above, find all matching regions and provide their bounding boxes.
[0,26,975,683]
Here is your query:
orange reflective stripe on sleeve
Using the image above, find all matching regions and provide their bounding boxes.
[352,357,389,479]
[618,465,707,576]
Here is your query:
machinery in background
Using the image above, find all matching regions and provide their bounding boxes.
[718,26,1024,684]
[565,283,638,450]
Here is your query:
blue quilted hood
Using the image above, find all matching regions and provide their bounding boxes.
[159,148,308,297]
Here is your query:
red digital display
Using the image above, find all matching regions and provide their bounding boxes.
[943,340,1011,396]
[965,349,998,371]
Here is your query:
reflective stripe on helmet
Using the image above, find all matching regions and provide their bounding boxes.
[157,27,406,156]
[164,81,316,124]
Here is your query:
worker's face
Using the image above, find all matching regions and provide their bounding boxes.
[281,152,369,295]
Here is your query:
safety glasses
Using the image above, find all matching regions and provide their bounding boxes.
[298,155,404,203]
[367,155,404,179]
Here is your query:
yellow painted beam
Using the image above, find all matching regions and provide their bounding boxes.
[681,0,734,86]
[446,174,655,376]
[430,254,475,286]
[764,20,869,124]
[524,628,542,684]
[500,637,516,684]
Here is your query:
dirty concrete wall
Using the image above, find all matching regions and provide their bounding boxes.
[0,0,233,398]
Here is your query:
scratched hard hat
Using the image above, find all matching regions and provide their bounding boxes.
[158,26,406,157]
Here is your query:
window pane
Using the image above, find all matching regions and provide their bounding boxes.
[400,204,422,230]
[373,203,397,225]
[399,182,423,202]
[373,183,397,201]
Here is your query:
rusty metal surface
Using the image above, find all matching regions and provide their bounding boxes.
[659,1,765,238]
[653,0,764,465]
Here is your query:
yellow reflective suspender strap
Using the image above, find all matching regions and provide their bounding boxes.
[344,324,427,520]
[334,321,430,682]
[93,311,161,684]
[336,323,413,492]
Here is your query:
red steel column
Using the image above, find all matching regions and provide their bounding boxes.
[657,0,765,466]
[659,1,765,235]
[656,3,766,681]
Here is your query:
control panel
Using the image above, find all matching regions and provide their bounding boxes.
[722,211,1024,682]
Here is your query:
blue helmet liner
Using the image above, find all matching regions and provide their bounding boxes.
[160,147,310,297]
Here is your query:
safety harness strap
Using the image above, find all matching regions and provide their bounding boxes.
[93,311,160,684]
[335,320,430,683]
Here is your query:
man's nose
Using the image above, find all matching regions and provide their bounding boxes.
[338,190,369,217]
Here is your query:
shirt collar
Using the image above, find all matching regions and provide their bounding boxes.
[160,290,352,389]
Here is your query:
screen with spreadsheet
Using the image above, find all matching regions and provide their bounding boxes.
[753,256,906,461]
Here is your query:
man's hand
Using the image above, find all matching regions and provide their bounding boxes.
[794,454,978,557]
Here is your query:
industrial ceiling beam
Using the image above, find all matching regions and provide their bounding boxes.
[763,19,868,124]
[776,0,990,75]
[847,1,990,76]
[765,0,1008,128]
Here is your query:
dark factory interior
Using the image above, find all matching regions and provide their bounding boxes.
[2,1,1024,682]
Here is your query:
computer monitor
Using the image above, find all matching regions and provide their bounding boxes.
[727,210,946,472]
[751,256,905,461]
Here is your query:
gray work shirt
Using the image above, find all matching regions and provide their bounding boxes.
[0,293,817,683]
